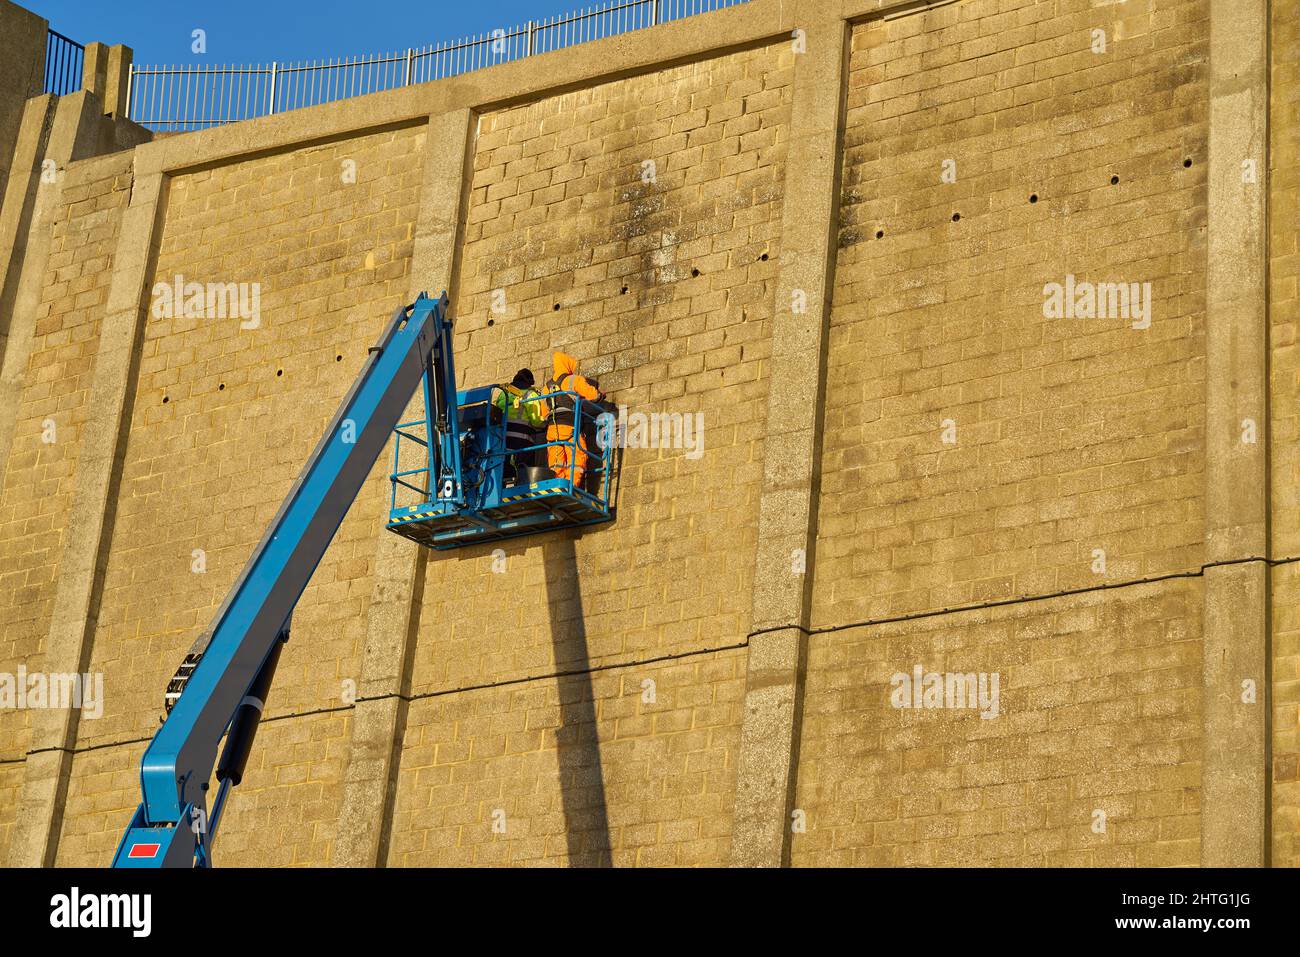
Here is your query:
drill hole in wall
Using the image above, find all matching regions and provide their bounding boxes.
[276,369,283,377]
[162,395,169,404]
[1110,174,1120,185]
[552,303,560,311]
[1029,193,1038,203]
[218,383,225,391]
[760,252,769,262]
[487,319,495,327]
[335,354,342,362]
[620,286,628,295]
[691,268,700,277]
[951,212,961,222]
[1183,158,1192,168]
[875,229,884,239]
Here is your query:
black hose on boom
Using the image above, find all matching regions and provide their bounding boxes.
[215,624,288,787]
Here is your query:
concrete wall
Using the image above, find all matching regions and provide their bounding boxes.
[390,48,787,865]
[0,0,1292,867]
[798,0,1209,866]
[0,0,46,208]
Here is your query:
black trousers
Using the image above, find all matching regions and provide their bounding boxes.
[504,422,540,482]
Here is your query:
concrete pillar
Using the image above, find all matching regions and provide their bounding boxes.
[0,92,116,488]
[1201,0,1270,867]
[7,167,166,867]
[104,46,132,118]
[81,43,107,105]
[0,0,46,208]
[82,42,133,118]
[730,0,847,867]
[334,108,476,867]
[0,94,55,353]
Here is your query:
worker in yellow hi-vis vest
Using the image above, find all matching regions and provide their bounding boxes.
[494,368,547,485]
[494,368,547,427]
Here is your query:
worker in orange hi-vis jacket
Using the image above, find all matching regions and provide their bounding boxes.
[545,351,605,485]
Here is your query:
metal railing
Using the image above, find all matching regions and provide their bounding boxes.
[45,29,85,96]
[127,0,749,131]
[389,389,615,513]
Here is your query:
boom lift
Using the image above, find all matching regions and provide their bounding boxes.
[111,291,615,867]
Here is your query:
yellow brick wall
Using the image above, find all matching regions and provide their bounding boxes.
[1269,0,1300,869]
[418,44,788,676]
[792,580,1202,866]
[801,0,1209,864]
[386,45,791,863]
[51,124,426,866]
[0,762,21,863]
[0,151,133,862]
[172,711,351,867]
[389,646,744,865]
[816,0,1207,627]
[1273,567,1300,867]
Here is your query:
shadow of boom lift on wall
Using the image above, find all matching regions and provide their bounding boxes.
[542,533,614,867]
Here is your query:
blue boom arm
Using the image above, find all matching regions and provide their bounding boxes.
[112,292,456,868]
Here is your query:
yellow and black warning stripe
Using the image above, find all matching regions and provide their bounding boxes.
[502,487,558,501]
[395,485,567,521]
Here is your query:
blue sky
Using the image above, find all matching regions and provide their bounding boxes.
[28,1,589,65]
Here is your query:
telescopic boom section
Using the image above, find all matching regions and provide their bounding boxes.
[112,292,454,868]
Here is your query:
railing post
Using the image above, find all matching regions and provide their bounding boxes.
[267,61,277,115]
[526,20,535,56]
[404,47,413,85]
[124,64,134,120]
[650,0,660,26]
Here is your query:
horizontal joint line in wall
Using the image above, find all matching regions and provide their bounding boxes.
[750,554,1297,642]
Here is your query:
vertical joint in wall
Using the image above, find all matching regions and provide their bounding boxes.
[333,107,477,868]
[730,0,849,868]
[1201,0,1270,868]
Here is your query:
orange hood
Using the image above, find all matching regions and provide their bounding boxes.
[552,351,579,381]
